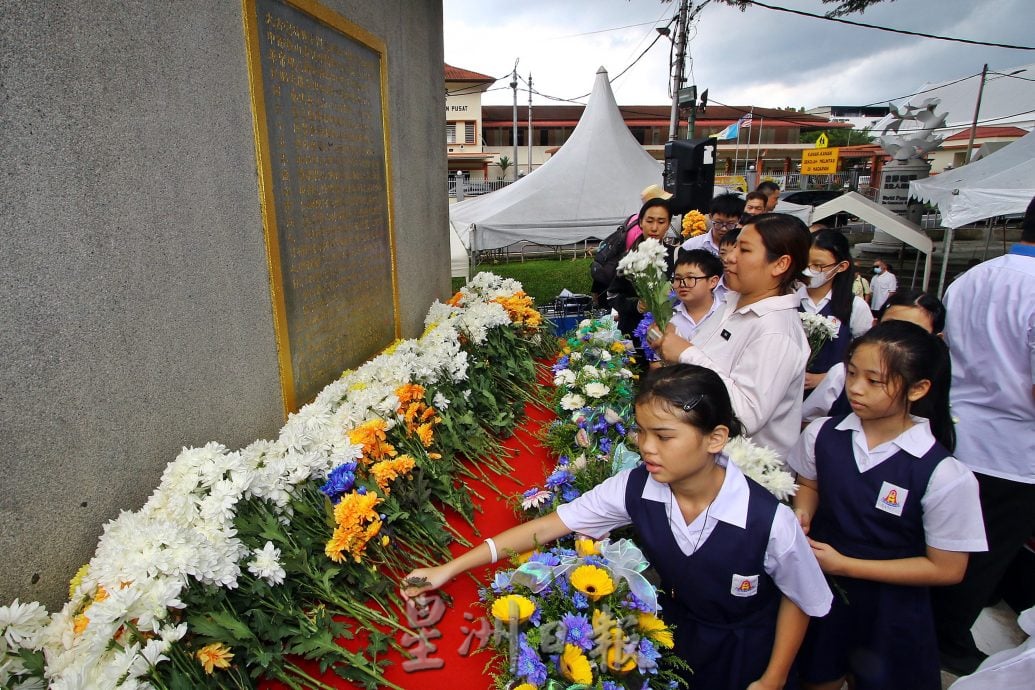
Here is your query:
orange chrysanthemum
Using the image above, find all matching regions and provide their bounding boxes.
[196,642,234,674]
[73,613,89,635]
[348,419,397,464]
[416,421,436,448]
[681,209,708,238]
[326,491,384,563]
[492,291,543,329]
[371,455,416,494]
[396,383,426,408]
[447,291,465,306]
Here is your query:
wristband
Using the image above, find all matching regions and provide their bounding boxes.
[485,537,498,564]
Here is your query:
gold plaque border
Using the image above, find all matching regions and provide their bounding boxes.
[242,0,402,416]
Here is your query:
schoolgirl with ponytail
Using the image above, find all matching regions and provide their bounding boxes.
[788,321,987,690]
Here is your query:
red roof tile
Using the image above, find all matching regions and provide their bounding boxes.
[444,63,496,83]
[943,126,1028,141]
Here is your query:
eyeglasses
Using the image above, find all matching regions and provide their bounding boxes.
[672,274,708,287]
[807,262,840,272]
[710,220,739,230]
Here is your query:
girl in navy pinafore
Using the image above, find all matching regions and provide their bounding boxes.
[404,364,833,690]
[788,321,986,690]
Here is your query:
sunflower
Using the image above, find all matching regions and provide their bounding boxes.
[560,643,593,684]
[638,612,675,649]
[513,685,539,690]
[196,642,234,674]
[569,564,615,601]
[490,594,536,623]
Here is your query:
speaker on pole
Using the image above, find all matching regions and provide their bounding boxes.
[664,138,716,215]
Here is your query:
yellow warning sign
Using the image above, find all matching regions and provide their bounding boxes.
[801,147,839,174]
[815,133,830,149]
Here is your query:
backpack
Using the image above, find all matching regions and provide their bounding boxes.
[590,215,638,290]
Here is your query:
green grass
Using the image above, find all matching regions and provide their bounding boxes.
[452,257,594,307]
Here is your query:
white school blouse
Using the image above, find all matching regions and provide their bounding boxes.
[944,248,1035,483]
[787,414,987,553]
[676,292,809,460]
[670,295,722,342]
[801,362,846,424]
[556,456,833,617]
[680,231,721,256]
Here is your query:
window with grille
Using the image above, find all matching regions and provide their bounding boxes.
[446,123,457,144]
[464,122,476,144]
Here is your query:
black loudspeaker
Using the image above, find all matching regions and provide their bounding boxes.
[664,138,716,215]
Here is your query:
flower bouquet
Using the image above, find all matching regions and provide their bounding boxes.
[617,239,673,345]
[680,210,707,238]
[799,312,839,369]
[482,538,688,690]
[724,436,798,500]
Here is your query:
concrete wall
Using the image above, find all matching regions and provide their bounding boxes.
[0,0,447,607]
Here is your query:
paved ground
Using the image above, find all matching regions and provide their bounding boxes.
[940,603,1028,689]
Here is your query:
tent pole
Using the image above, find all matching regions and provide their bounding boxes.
[982,217,993,260]
[937,227,954,298]
[922,251,932,291]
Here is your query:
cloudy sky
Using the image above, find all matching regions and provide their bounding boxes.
[443,0,1033,112]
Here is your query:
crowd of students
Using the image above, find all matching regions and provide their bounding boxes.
[403,191,1035,689]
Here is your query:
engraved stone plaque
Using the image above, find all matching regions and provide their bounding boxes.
[244,0,399,412]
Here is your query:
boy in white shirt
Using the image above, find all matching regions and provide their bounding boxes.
[670,249,724,342]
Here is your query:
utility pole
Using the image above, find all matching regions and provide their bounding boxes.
[511,58,519,180]
[667,0,689,141]
[965,63,988,165]
[527,73,533,176]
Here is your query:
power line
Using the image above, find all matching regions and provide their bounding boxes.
[546,18,666,40]
[744,0,1034,50]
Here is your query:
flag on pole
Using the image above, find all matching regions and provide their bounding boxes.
[714,114,751,140]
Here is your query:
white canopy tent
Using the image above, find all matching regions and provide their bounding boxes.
[449,67,664,269]
[909,128,1035,229]
[812,191,934,290]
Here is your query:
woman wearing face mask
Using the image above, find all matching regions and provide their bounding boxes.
[798,230,873,391]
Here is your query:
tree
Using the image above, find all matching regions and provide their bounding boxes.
[690,0,894,17]
[800,128,873,147]
[496,155,512,180]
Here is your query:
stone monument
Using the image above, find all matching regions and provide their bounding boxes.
[1,0,448,607]
[858,99,946,252]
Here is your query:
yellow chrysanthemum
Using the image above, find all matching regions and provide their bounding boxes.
[416,421,436,448]
[348,381,368,391]
[681,209,708,238]
[490,595,536,623]
[513,684,539,690]
[560,643,593,685]
[370,455,416,494]
[606,643,638,674]
[448,291,465,306]
[569,564,615,601]
[196,642,234,674]
[93,585,109,603]
[383,339,402,355]
[574,537,601,557]
[492,292,543,329]
[68,563,90,599]
[610,341,626,353]
[72,613,89,635]
[638,612,675,648]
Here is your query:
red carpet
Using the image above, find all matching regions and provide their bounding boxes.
[263,401,555,690]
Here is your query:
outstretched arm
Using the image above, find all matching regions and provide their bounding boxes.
[747,596,810,690]
[809,541,969,586]
[401,511,571,598]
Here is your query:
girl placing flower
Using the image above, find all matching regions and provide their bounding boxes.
[403,364,832,690]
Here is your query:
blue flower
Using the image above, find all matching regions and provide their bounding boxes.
[561,485,581,502]
[557,455,570,466]
[491,571,513,593]
[552,356,570,373]
[623,593,653,613]
[319,461,357,501]
[528,551,561,567]
[516,634,548,685]
[592,417,610,433]
[560,613,594,651]
[598,436,612,454]
[581,555,606,568]
[632,313,660,362]
[572,591,589,610]
[616,422,627,436]
[530,607,543,626]
[546,467,575,489]
[602,682,622,690]
[637,638,661,673]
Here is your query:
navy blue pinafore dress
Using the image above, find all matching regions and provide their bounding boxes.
[625,465,791,690]
[798,416,947,690]
[799,300,852,374]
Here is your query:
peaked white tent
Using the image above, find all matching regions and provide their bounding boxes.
[449,67,664,258]
[910,128,1035,229]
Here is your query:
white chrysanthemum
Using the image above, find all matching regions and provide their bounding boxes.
[584,382,610,398]
[723,436,798,501]
[568,351,582,362]
[799,312,839,340]
[248,541,286,586]
[553,369,576,387]
[0,599,50,650]
[580,365,600,379]
[560,393,586,411]
[432,391,450,410]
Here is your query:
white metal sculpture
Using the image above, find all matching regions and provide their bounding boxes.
[878,98,947,161]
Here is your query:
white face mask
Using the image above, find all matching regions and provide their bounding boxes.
[804,267,836,289]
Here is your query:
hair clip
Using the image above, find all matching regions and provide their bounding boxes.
[680,395,704,412]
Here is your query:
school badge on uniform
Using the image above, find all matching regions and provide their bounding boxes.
[731,574,759,597]
[875,481,908,517]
